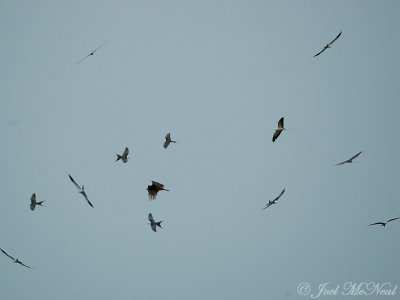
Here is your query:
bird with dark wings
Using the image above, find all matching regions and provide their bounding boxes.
[30,193,44,211]
[262,189,285,210]
[1,248,31,268]
[163,133,177,149]
[76,41,108,64]
[116,147,129,163]
[272,117,287,142]
[68,174,94,208]
[147,181,169,200]
[314,31,342,57]
[368,217,399,227]
[148,213,163,232]
[336,151,362,165]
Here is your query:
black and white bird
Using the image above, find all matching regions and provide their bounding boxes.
[272,117,287,142]
[336,151,362,165]
[148,213,163,232]
[68,174,93,208]
[1,248,31,268]
[30,193,44,211]
[262,189,285,210]
[116,147,129,163]
[368,217,400,227]
[163,133,176,149]
[147,181,169,200]
[76,41,108,64]
[314,31,342,57]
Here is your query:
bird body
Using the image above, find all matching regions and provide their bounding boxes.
[116,147,129,163]
[30,193,44,211]
[68,174,94,208]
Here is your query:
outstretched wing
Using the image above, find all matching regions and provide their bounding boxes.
[148,213,155,223]
[76,41,108,64]
[387,217,400,223]
[368,222,385,226]
[123,147,129,157]
[30,193,36,204]
[272,129,282,142]
[274,189,285,202]
[328,31,342,46]
[349,151,362,161]
[17,261,31,269]
[313,47,327,57]
[69,174,81,190]
[277,117,284,130]
[152,181,165,189]
[76,53,91,64]
[336,160,347,166]
[262,203,272,210]
[0,248,15,261]
[82,192,93,208]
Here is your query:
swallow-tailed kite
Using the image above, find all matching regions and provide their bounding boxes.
[68,174,93,208]
[336,151,362,165]
[368,217,400,227]
[1,248,31,268]
[262,189,285,210]
[76,41,108,64]
[116,147,129,163]
[30,193,44,211]
[148,213,163,232]
[163,133,177,149]
[314,31,342,57]
[272,117,287,142]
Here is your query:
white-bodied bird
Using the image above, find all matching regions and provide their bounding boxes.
[262,189,285,210]
[148,213,163,232]
[272,117,287,142]
[68,174,93,208]
[1,248,31,268]
[116,147,129,163]
[314,31,342,57]
[30,193,44,211]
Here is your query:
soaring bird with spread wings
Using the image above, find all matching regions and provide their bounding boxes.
[76,41,108,64]
[116,147,129,163]
[336,151,362,165]
[148,213,163,232]
[147,181,169,200]
[368,217,400,227]
[314,31,342,57]
[30,193,44,211]
[262,189,285,210]
[1,248,31,268]
[68,174,94,208]
[272,117,287,142]
[163,133,177,149]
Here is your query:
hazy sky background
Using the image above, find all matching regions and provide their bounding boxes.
[1,1,399,299]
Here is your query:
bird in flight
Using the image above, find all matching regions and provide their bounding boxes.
[368,217,400,227]
[68,174,93,208]
[336,151,362,165]
[147,181,169,200]
[76,41,108,64]
[148,213,163,232]
[262,189,285,210]
[116,147,129,163]
[1,248,31,268]
[30,193,44,211]
[163,133,177,149]
[272,117,287,142]
[314,31,342,57]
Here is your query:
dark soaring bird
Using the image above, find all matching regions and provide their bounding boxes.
[336,151,362,165]
[368,217,400,227]
[148,213,163,232]
[272,117,286,142]
[314,31,342,57]
[262,189,285,210]
[116,147,129,163]
[0,248,31,268]
[68,174,94,208]
[163,133,176,149]
[30,193,44,211]
[147,181,169,200]
[76,41,108,64]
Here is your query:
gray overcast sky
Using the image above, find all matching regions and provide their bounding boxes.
[1,1,399,299]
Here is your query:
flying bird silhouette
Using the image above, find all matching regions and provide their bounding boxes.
[148,213,163,232]
[30,193,44,211]
[336,151,362,165]
[147,181,169,200]
[163,133,177,149]
[314,31,342,57]
[272,117,287,142]
[76,41,108,64]
[262,189,285,210]
[1,248,31,268]
[368,217,400,227]
[68,174,93,208]
[116,147,129,163]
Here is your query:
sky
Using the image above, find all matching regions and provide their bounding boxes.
[0,1,399,299]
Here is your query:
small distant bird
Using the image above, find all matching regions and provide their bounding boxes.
[147,181,169,200]
[272,117,287,142]
[116,147,129,163]
[314,31,342,57]
[0,248,31,268]
[368,217,400,227]
[148,213,163,232]
[336,151,362,165]
[76,41,108,64]
[262,189,285,210]
[30,193,44,211]
[163,133,177,149]
[68,174,93,208]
